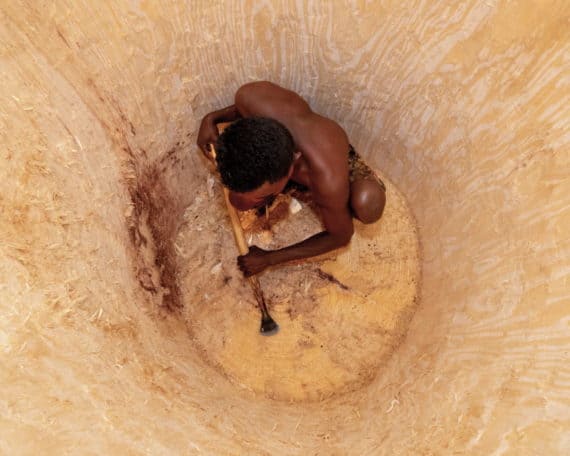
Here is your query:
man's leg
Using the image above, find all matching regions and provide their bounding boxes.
[350,178,386,224]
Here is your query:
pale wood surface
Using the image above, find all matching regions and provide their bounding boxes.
[1,1,568,455]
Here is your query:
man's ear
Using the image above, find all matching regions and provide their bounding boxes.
[287,162,296,179]
[286,151,301,179]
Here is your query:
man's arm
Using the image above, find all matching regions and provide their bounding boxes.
[196,105,242,154]
[238,190,354,276]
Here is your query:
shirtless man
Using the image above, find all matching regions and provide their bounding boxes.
[197,81,386,277]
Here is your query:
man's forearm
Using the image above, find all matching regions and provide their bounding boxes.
[207,105,241,124]
[266,231,351,267]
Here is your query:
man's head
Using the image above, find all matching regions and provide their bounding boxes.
[215,117,295,210]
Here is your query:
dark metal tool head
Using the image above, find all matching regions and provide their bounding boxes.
[260,315,279,335]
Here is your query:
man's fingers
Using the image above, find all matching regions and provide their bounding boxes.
[199,143,215,162]
[206,145,216,161]
[237,258,251,277]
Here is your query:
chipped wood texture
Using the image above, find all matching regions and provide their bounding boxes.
[1,1,569,455]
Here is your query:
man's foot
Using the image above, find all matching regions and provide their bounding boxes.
[349,178,386,224]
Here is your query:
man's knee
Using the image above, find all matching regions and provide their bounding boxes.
[350,179,386,224]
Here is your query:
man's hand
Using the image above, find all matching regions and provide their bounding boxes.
[197,114,219,161]
[237,246,272,277]
[197,105,242,162]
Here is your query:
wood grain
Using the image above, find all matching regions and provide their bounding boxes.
[0,0,568,454]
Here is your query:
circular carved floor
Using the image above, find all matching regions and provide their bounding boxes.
[177,168,420,401]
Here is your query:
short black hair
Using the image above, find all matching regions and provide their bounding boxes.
[215,117,295,193]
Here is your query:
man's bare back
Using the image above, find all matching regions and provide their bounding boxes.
[197,81,385,276]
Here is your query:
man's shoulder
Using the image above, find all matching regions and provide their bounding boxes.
[239,80,279,90]
[297,116,349,164]
[236,81,311,118]
[236,81,292,105]
[236,80,276,97]
[301,135,350,206]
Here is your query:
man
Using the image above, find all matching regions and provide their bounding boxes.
[197,81,386,277]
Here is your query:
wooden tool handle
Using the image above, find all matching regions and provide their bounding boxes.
[222,185,264,300]
[210,142,250,255]
[222,187,250,255]
[209,143,278,333]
